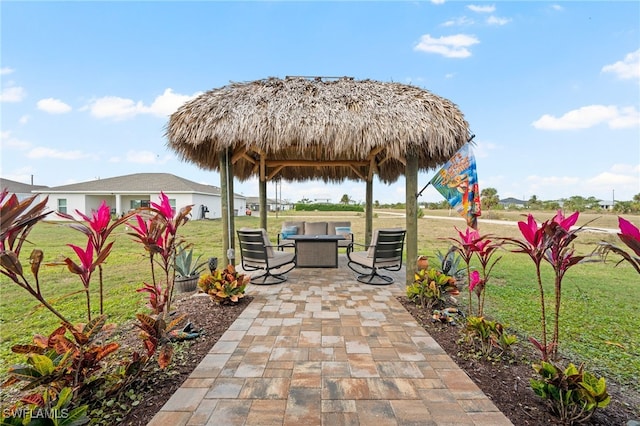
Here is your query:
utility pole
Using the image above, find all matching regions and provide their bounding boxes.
[612,189,615,211]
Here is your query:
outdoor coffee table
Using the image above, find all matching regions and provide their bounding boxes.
[289,235,345,268]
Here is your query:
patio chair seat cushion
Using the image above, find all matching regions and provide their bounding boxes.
[244,250,295,269]
[349,250,402,268]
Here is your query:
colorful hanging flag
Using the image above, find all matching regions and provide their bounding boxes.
[429,144,481,229]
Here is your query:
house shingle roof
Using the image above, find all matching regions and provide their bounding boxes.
[32,173,237,196]
[0,178,49,193]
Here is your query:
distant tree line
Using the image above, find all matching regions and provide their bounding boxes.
[295,203,364,212]
[297,190,640,214]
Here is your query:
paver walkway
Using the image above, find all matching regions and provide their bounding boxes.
[149,256,512,425]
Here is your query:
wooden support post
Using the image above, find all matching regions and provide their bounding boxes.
[405,154,418,286]
[259,179,267,230]
[220,148,236,266]
[365,178,373,247]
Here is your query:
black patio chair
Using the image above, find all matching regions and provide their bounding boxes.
[237,229,296,285]
[347,229,406,285]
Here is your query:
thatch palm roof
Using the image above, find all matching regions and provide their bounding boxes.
[166,77,470,183]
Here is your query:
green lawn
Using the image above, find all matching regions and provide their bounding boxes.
[1,209,638,392]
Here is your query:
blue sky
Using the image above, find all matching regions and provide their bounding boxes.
[1,1,639,204]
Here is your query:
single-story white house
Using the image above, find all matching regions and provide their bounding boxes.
[32,173,246,221]
[0,177,48,202]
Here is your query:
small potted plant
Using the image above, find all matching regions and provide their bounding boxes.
[198,264,249,304]
[174,245,207,292]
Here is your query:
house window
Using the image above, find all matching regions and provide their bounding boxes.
[130,199,150,209]
[169,199,176,214]
[57,199,67,214]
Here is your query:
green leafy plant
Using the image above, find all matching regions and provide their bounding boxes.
[134,312,187,370]
[406,267,459,312]
[435,248,466,281]
[464,316,517,358]
[198,265,248,305]
[1,315,120,416]
[530,361,610,424]
[174,244,207,278]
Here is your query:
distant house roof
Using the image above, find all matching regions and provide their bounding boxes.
[499,197,526,205]
[0,177,49,194]
[33,173,244,197]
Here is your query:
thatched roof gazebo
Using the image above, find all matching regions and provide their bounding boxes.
[166,76,470,284]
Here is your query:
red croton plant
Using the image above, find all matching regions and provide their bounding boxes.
[595,216,640,274]
[502,210,590,361]
[0,190,195,423]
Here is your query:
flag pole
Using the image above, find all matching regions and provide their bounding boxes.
[416,182,431,198]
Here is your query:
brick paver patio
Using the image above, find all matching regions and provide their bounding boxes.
[148,256,512,425]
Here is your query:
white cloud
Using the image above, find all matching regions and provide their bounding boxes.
[87,96,144,120]
[148,88,196,117]
[0,67,15,75]
[37,98,72,114]
[125,150,172,164]
[0,130,31,150]
[467,5,495,13]
[551,5,564,11]
[27,147,96,160]
[19,115,30,125]
[0,85,26,102]
[430,0,445,4]
[521,163,640,201]
[588,171,639,187]
[486,16,510,26]
[442,16,474,27]
[601,49,640,81]
[532,105,639,130]
[414,34,480,58]
[473,141,497,159]
[86,88,199,120]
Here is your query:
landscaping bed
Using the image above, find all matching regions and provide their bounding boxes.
[115,292,638,425]
[399,297,640,426]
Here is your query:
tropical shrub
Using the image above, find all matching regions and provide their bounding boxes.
[434,248,466,281]
[406,267,459,312]
[198,265,248,304]
[464,316,517,358]
[174,244,207,278]
[0,190,194,423]
[530,361,610,424]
